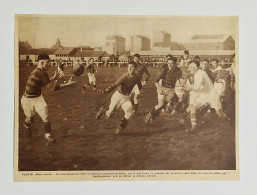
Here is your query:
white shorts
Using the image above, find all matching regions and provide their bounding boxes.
[175,86,185,102]
[189,89,221,111]
[158,86,175,103]
[175,79,186,102]
[106,91,133,120]
[214,79,227,97]
[21,95,47,118]
[88,73,96,84]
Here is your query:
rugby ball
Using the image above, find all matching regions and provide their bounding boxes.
[73,64,85,76]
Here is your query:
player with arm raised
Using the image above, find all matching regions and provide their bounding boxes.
[145,57,182,124]
[21,54,77,143]
[96,61,143,134]
[130,53,150,114]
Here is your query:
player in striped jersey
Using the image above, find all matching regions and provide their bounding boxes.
[21,54,76,143]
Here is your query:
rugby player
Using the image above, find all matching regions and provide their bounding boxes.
[82,58,97,92]
[180,50,191,67]
[21,54,77,143]
[95,61,143,133]
[130,53,150,114]
[145,57,182,124]
[211,59,219,71]
[200,59,215,83]
[182,60,223,132]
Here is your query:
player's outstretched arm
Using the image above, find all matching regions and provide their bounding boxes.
[54,77,77,91]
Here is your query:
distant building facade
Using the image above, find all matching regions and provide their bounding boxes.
[19,48,57,62]
[153,31,171,47]
[54,47,77,60]
[103,35,125,55]
[130,35,150,53]
[180,34,235,50]
[72,50,106,62]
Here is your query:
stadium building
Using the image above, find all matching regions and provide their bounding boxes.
[152,31,171,51]
[180,34,235,50]
[72,50,106,62]
[130,35,150,53]
[54,47,77,60]
[103,35,125,55]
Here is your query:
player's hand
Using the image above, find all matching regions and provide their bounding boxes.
[182,85,190,91]
[141,81,147,86]
[54,70,63,80]
[67,77,77,86]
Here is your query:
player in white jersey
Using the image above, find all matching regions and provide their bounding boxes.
[182,60,223,131]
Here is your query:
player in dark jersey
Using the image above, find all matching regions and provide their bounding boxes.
[130,53,150,114]
[82,58,97,92]
[200,59,215,83]
[96,61,143,133]
[145,57,182,124]
[21,54,77,143]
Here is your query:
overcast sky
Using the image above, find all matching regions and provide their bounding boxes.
[17,15,237,49]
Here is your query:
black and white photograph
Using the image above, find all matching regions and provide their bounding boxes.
[14,15,238,181]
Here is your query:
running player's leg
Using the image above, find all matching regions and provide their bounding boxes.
[91,74,97,91]
[133,85,140,113]
[82,73,92,90]
[35,96,55,142]
[106,91,120,118]
[187,105,197,131]
[145,93,166,124]
[115,100,133,133]
[21,96,35,137]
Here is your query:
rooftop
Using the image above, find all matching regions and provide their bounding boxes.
[54,47,76,55]
[19,48,57,55]
[190,34,234,43]
[72,50,106,57]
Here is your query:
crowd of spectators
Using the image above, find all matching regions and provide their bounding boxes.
[19,55,234,68]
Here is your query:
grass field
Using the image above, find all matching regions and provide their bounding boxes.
[18,66,236,171]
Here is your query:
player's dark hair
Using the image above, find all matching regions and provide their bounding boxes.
[193,60,200,68]
[194,55,200,60]
[128,61,137,68]
[167,57,177,64]
[213,59,219,63]
[133,53,140,59]
[166,54,173,59]
[89,58,94,61]
[184,50,189,55]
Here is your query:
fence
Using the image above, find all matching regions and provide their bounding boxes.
[19,60,233,68]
